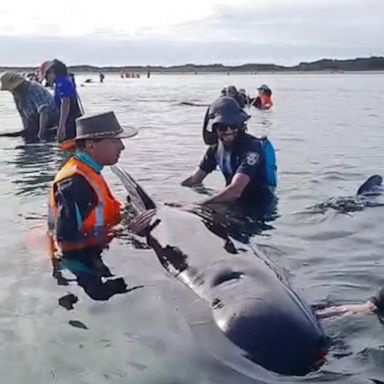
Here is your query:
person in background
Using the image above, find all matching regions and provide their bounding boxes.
[238,88,250,106]
[182,96,277,206]
[252,84,273,110]
[226,85,247,108]
[39,59,83,149]
[0,71,59,140]
[99,72,105,83]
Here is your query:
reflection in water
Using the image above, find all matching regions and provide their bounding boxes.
[51,246,143,306]
[6,142,67,196]
[190,198,279,243]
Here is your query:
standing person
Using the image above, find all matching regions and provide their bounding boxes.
[99,72,105,83]
[39,59,83,149]
[0,71,59,140]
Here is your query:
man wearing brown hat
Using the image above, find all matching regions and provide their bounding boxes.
[47,111,141,299]
[0,71,59,140]
[48,111,138,254]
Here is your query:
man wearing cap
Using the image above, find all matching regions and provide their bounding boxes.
[0,71,59,140]
[182,96,277,206]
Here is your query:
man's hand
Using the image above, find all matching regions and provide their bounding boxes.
[129,209,156,235]
[316,301,376,318]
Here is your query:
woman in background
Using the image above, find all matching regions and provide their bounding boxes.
[40,59,83,149]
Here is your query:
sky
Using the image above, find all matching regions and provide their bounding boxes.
[0,0,383,66]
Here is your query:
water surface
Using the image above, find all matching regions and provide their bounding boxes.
[0,73,384,383]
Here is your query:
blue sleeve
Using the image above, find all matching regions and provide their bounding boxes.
[56,77,76,100]
[236,141,263,180]
[199,146,217,174]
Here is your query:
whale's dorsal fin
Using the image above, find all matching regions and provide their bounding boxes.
[356,175,383,195]
[111,165,157,213]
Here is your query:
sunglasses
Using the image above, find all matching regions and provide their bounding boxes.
[214,123,240,132]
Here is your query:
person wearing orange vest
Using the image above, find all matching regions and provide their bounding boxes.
[252,84,273,110]
[48,111,140,300]
[48,110,138,252]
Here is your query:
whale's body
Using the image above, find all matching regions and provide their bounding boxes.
[112,166,327,375]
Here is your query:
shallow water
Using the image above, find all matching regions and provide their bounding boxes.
[0,73,384,383]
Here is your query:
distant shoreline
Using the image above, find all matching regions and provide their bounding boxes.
[1,56,383,73]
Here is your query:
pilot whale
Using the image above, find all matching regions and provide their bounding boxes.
[111,166,327,376]
[312,175,383,214]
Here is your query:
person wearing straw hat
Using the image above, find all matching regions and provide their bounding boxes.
[0,71,59,140]
[48,111,138,255]
[182,96,277,206]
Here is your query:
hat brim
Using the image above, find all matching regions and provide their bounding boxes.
[75,126,138,140]
[0,79,25,91]
[211,111,250,126]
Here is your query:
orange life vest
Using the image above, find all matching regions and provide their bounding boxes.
[48,157,121,251]
[260,94,273,109]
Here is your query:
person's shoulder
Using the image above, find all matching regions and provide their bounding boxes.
[239,133,263,150]
[56,173,90,193]
[29,81,52,95]
[206,143,218,153]
[57,76,74,88]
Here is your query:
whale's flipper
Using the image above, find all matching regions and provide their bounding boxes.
[111,165,157,213]
[356,175,383,196]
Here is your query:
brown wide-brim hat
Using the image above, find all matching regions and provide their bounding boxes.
[0,71,26,91]
[75,111,138,140]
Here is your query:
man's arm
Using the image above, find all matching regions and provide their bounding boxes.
[182,147,217,187]
[38,107,49,139]
[57,98,70,141]
[316,286,384,318]
[200,144,263,204]
[200,173,250,204]
[181,168,208,187]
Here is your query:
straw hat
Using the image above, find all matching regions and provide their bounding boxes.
[0,72,26,91]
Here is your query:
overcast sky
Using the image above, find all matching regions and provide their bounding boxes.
[0,0,382,66]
